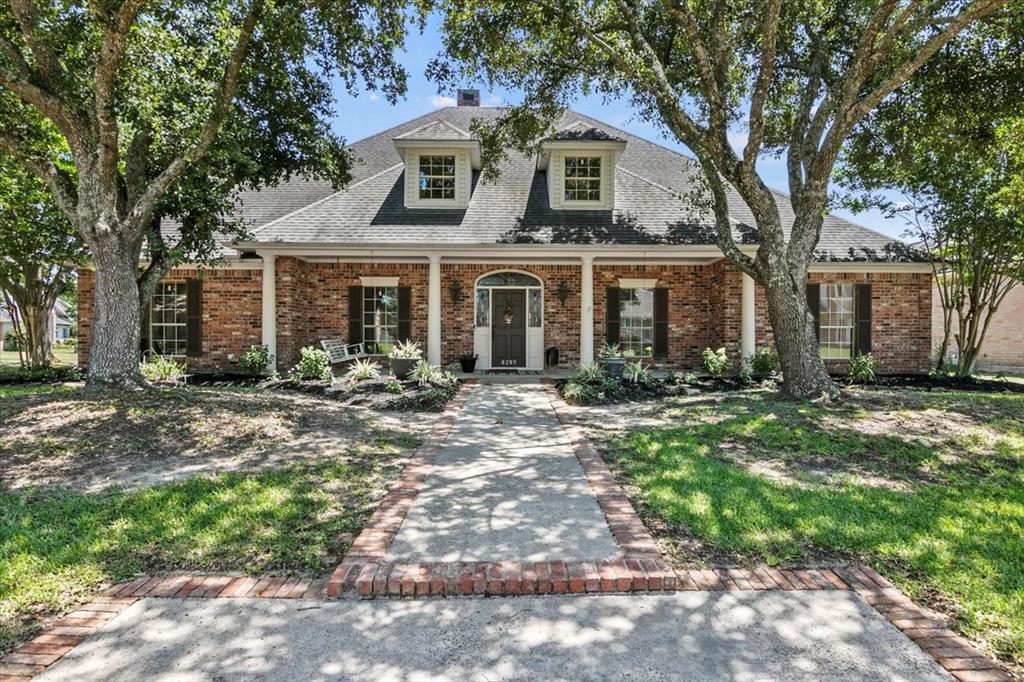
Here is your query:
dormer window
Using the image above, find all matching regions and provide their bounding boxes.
[393,120,481,209]
[564,156,602,201]
[538,125,626,211]
[419,155,457,200]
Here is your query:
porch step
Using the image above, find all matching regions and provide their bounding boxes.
[326,557,678,598]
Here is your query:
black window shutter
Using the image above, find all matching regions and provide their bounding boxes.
[855,283,872,355]
[806,283,821,342]
[397,286,412,342]
[185,278,203,357]
[605,287,620,346]
[348,286,363,344]
[653,288,669,358]
[140,295,151,355]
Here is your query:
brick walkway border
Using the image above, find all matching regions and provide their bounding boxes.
[326,379,679,598]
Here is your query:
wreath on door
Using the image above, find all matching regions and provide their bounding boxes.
[503,298,515,325]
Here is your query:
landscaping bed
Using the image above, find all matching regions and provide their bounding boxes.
[265,376,460,412]
[0,385,428,656]
[577,387,1024,673]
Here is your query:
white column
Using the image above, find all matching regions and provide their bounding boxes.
[580,255,595,365]
[741,272,756,359]
[428,254,442,365]
[261,254,277,371]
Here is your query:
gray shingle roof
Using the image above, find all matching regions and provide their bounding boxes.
[224,106,912,261]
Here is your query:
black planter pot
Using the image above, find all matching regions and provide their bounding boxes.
[390,357,418,379]
[600,357,626,379]
[459,356,477,373]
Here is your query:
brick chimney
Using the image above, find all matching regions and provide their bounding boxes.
[457,89,481,106]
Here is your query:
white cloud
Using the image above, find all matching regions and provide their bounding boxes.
[727,130,749,154]
[369,93,380,102]
[486,94,503,106]
[431,95,457,108]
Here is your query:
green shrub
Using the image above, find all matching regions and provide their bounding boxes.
[562,380,599,405]
[54,337,77,350]
[683,371,700,385]
[0,364,81,383]
[388,339,423,360]
[601,377,622,397]
[410,360,442,386]
[749,347,780,379]
[238,345,271,375]
[701,347,732,378]
[598,342,624,359]
[3,330,19,351]
[345,358,382,382]
[140,355,186,383]
[289,347,333,382]
[384,379,403,394]
[848,353,879,384]
[572,362,605,383]
[623,360,650,384]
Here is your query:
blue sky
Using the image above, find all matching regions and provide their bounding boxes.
[330,18,908,241]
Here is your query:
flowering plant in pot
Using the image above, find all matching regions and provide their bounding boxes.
[387,339,423,379]
[598,342,626,379]
[458,352,478,373]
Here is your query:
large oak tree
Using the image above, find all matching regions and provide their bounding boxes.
[435,0,1007,398]
[0,0,418,386]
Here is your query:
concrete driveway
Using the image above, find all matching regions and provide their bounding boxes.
[36,591,950,681]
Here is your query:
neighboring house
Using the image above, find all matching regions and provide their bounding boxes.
[931,281,1024,372]
[76,91,933,373]
[1,297,74,346]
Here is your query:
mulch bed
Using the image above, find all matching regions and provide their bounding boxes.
[265,377,460,412]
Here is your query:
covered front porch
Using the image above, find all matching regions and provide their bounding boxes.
[251,244,760,372]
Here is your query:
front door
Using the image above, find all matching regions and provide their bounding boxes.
[491,289,526,368]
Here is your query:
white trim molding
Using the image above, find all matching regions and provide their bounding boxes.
[741,273,756,359]
[359,276,400,287]
[580,255,595,365]
[617,278,658,288]
[261,254,277,372]
[808,262,932,273]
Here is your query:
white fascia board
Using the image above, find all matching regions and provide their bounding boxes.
[537,139,627,171]
[393,138,482,169]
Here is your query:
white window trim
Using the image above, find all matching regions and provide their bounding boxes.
[149,281,188,357]
[562,155,603,205]
[363,285,400,354]
[618,287,655,358]
[819,284,855,360]
[398,145,472,209]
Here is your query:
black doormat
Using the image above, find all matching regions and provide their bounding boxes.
[484,369,541,375]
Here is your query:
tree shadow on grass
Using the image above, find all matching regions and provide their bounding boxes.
[608,402,1024,665]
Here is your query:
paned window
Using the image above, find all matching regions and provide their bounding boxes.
[564,156,601,201]
[150,282,187,356]
[819,284,854,359]
[364,286,398,354]
[418,155,456,200]
[619,288,653,357]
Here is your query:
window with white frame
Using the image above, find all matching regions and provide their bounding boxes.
[819,284,854,359]
[564,156,601,201]
[150,282,187,356]
[619,288,654,357]
[418,155,456,200]
[363,286,399,354]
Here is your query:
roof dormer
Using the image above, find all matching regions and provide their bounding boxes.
[393,120,481,209]
[538,123,627,211]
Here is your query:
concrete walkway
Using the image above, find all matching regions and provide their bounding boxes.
[385,382,620,562]
[36,592,950,681]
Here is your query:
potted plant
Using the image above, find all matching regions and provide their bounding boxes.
[598,342,626,379]
[458,352,478,373]
[388,339,423,379]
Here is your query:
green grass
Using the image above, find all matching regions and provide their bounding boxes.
[0,384,74,397]
[609,390,1024,668]
[0,349,77,366]
[0,458,401,655]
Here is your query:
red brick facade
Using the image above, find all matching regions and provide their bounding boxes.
[77,259,932,374]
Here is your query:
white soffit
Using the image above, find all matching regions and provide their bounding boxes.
[618,278,658,288]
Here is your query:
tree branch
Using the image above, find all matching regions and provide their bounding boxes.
[742,0,782,172]
[0,132,78,219]
[128,0,265,230]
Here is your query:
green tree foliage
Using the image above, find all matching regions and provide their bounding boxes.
[0,157,85,368]
[434,0,1006,398]
[0,0,421,386]
[841,9,1024,376]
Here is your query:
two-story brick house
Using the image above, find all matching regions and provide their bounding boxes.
[77,93,933,374]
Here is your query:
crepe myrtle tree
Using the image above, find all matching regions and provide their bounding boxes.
[434,0,1007,398]
[840,10,1024,376]
[0,0,419,387]
[0,158,85,369]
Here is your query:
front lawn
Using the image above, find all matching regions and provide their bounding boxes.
[595,388,1023,672]
[0,386,427,656]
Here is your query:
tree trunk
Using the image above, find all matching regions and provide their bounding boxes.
[761,265,839,399]
[21,303,52,369]
[86,237,144,387]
